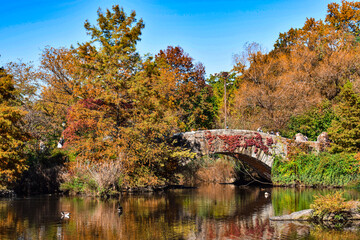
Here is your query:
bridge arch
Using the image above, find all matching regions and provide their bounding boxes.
[174,129,289,182]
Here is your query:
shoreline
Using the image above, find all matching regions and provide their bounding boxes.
[2,181,357,198]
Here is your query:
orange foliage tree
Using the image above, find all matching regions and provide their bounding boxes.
[232,1,360,133]
[0,68,28,188]
[56,6,195,188]
[155,46,215,131]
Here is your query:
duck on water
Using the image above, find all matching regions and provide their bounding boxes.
[61,211,70,219]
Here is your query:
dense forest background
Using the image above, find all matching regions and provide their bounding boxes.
[2,1,360,195]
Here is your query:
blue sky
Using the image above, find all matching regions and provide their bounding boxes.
[0,0,341,75]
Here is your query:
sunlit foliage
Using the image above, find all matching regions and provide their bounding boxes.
[4,1,360,192]
[328,81,360,153]
[272,153,360,187]
[57,6,197,190]
[0,68,28,188]
[231,1,360,133]
[155,46,215,131]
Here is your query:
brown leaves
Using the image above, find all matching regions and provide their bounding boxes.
[232,1,360,131]
[233,45,321,130]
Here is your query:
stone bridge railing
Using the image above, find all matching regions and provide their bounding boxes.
[174,129,329,182]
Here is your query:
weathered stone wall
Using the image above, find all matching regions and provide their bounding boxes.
[175,130,288,181]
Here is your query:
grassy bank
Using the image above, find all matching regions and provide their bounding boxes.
[272,152,360,187]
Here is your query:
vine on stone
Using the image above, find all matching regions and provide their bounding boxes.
[205,131,274,155]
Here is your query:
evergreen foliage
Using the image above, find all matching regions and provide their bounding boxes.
[283,100,335,141]
[328,81,360,153]
[207,72,238,128]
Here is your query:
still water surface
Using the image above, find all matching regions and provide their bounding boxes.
[1,184,360,239]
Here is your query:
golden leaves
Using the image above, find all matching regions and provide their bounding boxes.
[0,69,28,187]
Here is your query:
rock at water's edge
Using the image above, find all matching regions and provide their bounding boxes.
[0,190,16,198]
[270,209,313,221]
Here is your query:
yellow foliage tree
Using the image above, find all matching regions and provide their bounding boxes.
[0,68,28,188]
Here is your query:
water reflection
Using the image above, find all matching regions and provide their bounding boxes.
[272,187,360,216]
[0,185,360,239]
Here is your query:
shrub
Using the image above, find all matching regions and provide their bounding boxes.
[272,152,360,187]
[310,192,352,222]
[282,100,335,141]
[195,157,235,183]
[14,148,67,195]
[60,159,123,196]
[60,176,86,194]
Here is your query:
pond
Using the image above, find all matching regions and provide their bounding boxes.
[1,184,360,239]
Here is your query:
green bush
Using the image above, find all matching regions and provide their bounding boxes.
[282,100,335,141]
[272,152,360,187]
[60,175,87,194]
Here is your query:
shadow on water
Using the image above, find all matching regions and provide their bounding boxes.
[1,185,360,239]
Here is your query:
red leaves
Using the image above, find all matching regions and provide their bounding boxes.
[205,131,216,148]
[266,137,274,146]
[219,135,241,152]
[63,98,105,145]
[205,131,273,155]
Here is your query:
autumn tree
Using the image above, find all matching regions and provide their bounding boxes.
[58,6,197,188]
[155,46,215,131]
[4,60,67,158]
[64,5,144,160]
[7,47,85,155]
[0,68,28,188]
[122,57,195,184]
[232,42,321,130]
[232,1,360,133]
[326,0,360,35]
[5,62,38,104]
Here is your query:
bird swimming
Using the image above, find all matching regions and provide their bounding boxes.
[61,211,70,219]
[117,205,123,215]
[264,192,270,198]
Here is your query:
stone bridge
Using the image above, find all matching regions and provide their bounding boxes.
[174,129,329,182]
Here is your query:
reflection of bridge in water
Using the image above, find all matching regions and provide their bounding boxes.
[192,206,311,240]
[175,185,309,239]
[5,185,358,239]
[175,129,327,182]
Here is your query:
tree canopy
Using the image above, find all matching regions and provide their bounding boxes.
[3,1,360,191]
[0,68,28,187]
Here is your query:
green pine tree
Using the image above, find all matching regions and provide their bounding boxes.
[328,81,360,153]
